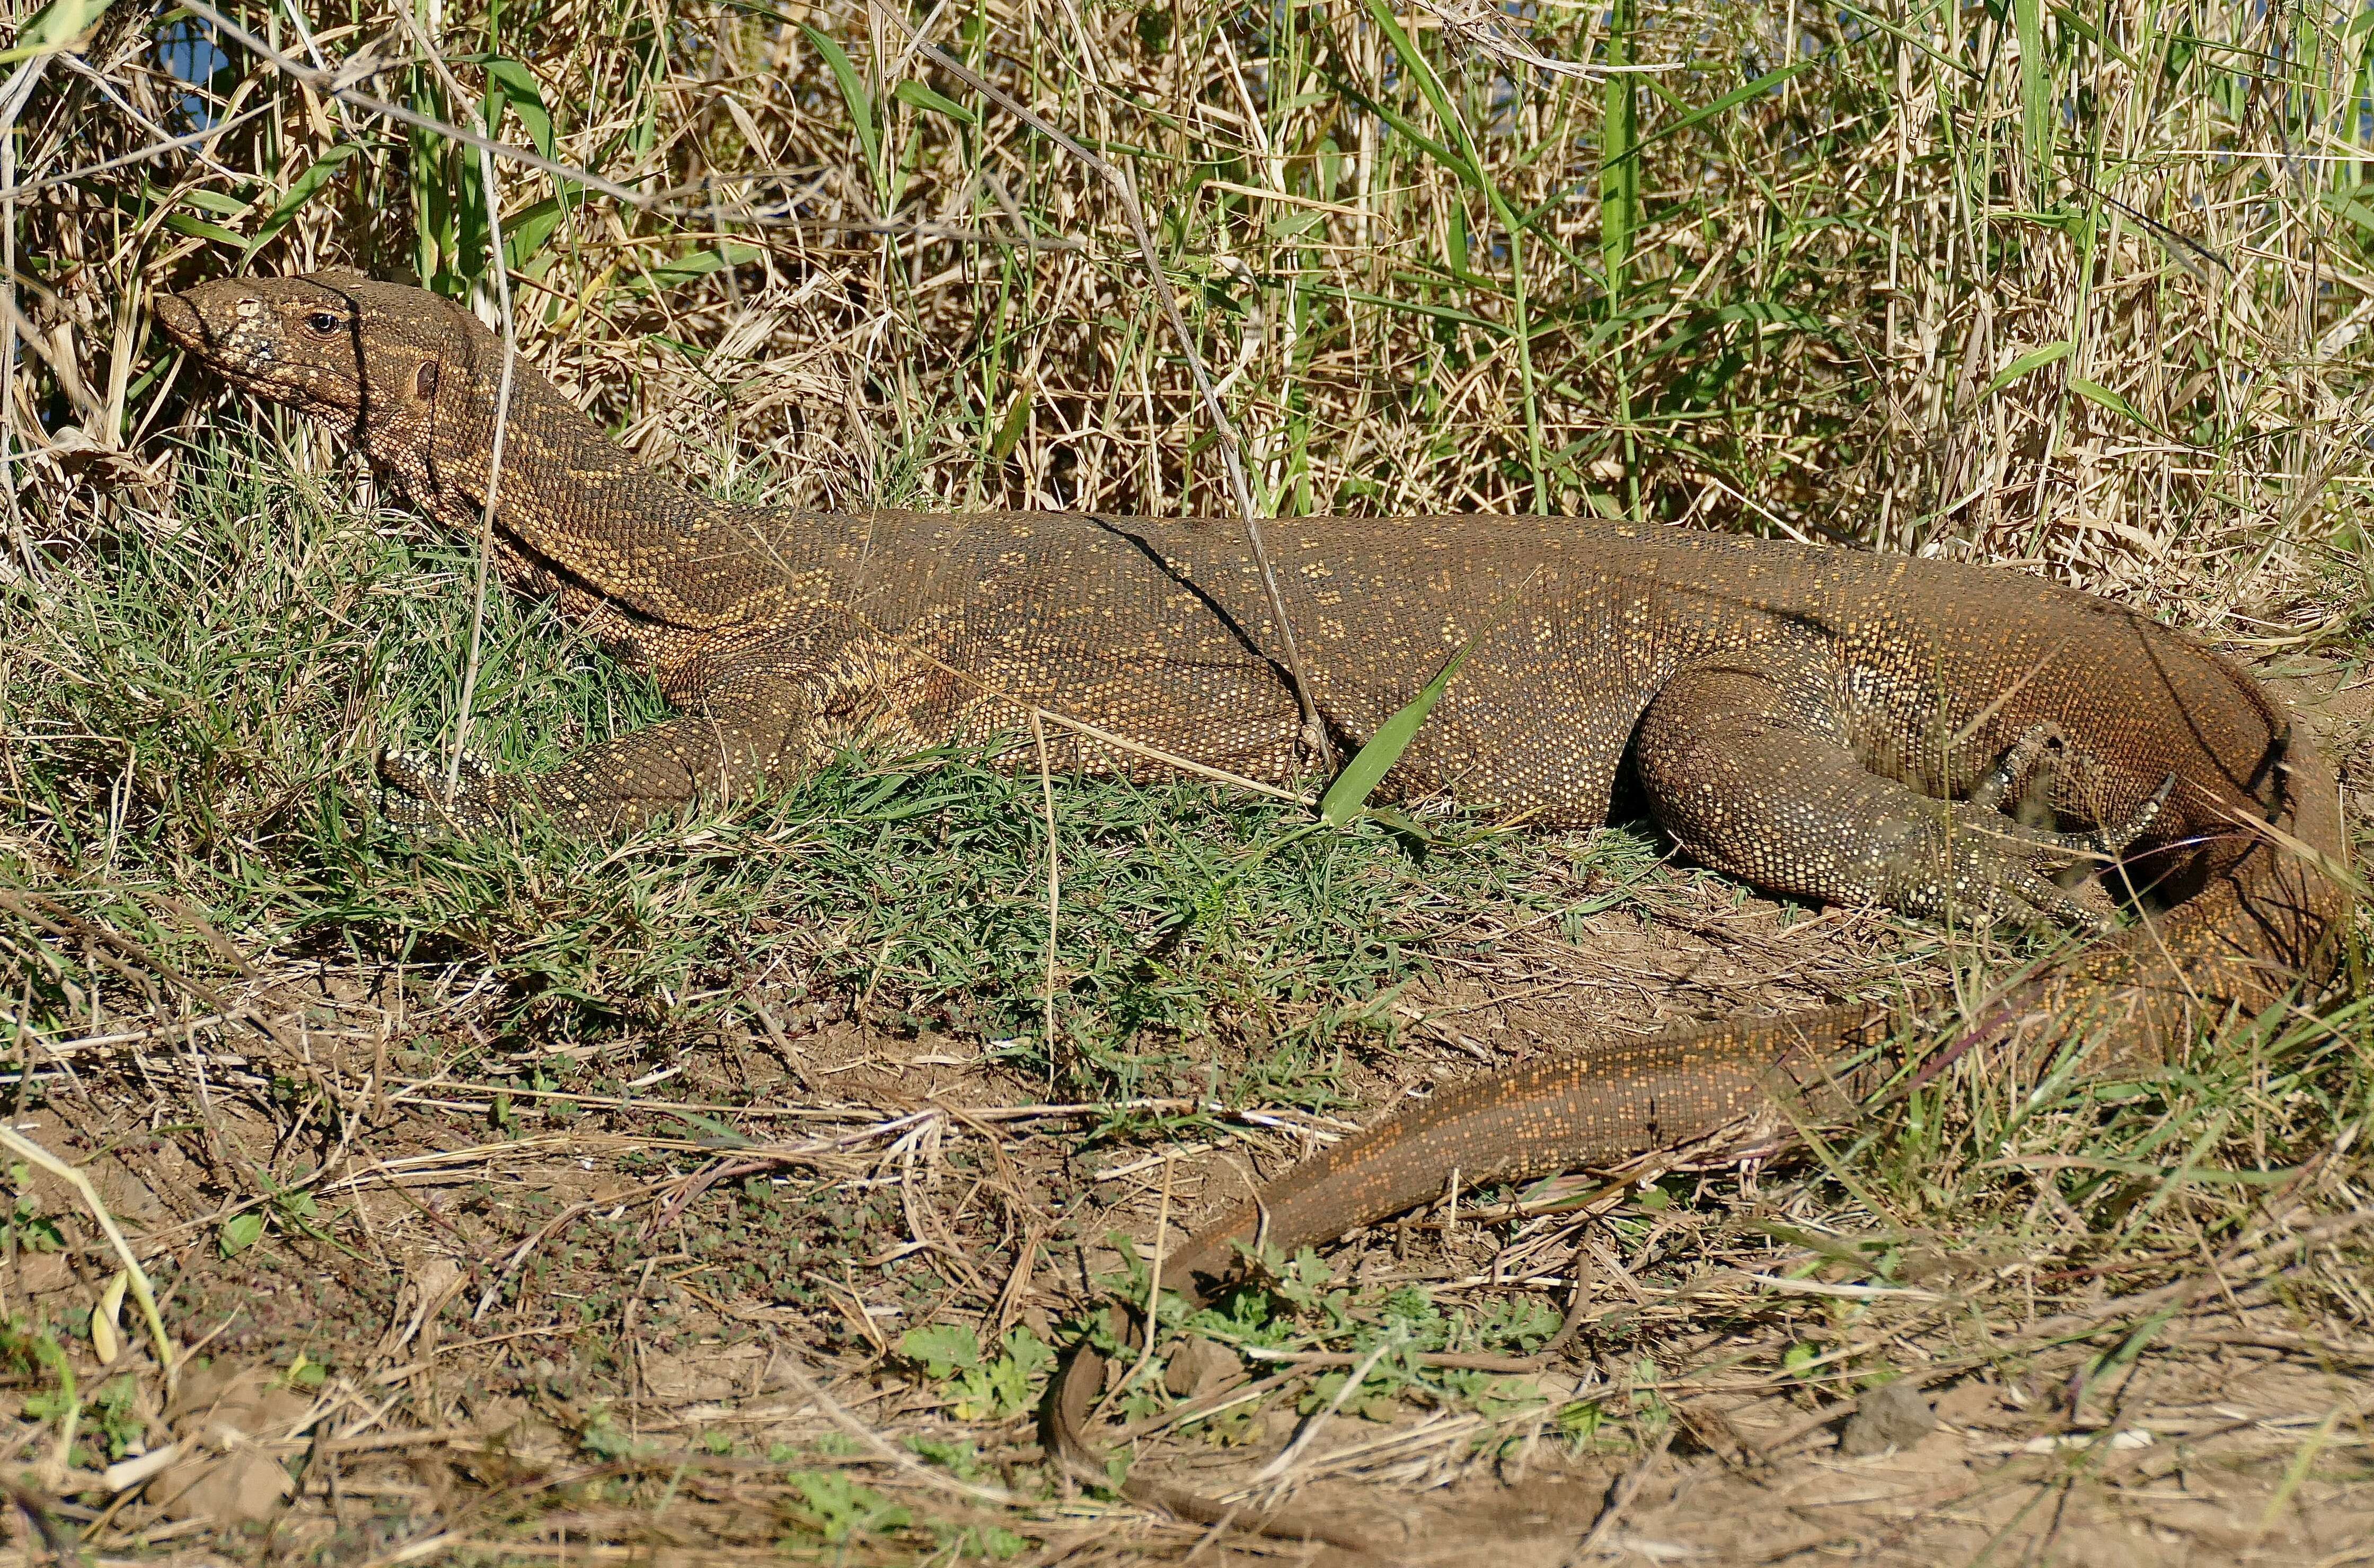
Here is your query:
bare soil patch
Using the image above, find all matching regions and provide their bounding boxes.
[0,659,2357,1565]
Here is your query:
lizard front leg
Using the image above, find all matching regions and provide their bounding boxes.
[381,662,820,834]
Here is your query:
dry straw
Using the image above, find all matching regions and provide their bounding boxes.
[1,0,2369,1556]
[10,0,2368,630]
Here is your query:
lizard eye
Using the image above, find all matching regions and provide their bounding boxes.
[302,310,344,338]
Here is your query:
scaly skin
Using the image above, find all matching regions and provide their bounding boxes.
[1044,724,2343,1544]
[155,273,2352,1546]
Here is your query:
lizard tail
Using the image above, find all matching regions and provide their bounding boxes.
[1042,737,2352,1545]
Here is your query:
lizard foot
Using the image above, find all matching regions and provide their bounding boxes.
[2089,772,2176,857]
[1969,722,2071,827]
[1880,775,2176,929]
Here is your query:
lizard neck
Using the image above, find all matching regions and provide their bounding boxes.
[396,314,806,629]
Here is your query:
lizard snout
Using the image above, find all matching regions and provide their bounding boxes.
[151,291,203,352]
[153,282,301,390]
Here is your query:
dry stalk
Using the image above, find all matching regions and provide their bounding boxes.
[0,1125,175,1394]
[389,11,524,798]
[1563,1424,1675,1565]
[1112,1150,1173,1424]
[1029,710,1059,1064]
[868,0,1339,776]
[1247,1332,1397,1486]
[3,104,270,202]
[0,52,51,555]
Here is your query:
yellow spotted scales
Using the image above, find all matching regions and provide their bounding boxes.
[158,272,2350,1545]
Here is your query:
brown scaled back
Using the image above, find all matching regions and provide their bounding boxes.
[157,273,2354,1546]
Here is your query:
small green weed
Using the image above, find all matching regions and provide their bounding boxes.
[575,1406,656,1461]
[897,1323,1054,1421]
[1,1175,64,1255]
[779,1469,910,1545]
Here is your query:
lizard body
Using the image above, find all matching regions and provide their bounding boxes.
[157,273,2351,1542]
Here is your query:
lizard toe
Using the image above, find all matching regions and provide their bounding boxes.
[2089,773,2175,857]
[1995,865,2119,932]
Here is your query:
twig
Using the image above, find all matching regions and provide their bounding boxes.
[0,104,275,203]
[866,1,1339,777]
[470,1200,602,1323]
[393,13,523,798]
[770,1352,1037,1509]
[59,54,246,185]
[1248,1333,1397,1485]
[1110,1153,1173,1424]
[1563,1424,1673,1564]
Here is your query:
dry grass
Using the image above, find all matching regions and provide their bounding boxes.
[0,0,2370,1562]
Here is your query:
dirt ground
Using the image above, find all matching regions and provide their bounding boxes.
[0,666,2363,1567]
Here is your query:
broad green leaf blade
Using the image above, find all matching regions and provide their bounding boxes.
[1979,340,2072,402]
[802,26,880,179]
[502,192,579,273]
[620,242,766,293]
[661,1109,752,1147]
[1361,0,1469,179]
[240,144,360,262]
[1604,59,1819,173]
[219,1212,264,1257]
[893,78,977,125]
[172,184,252,217]
[1358,0,1535,252]
[1337,83,1463,186]
[2320,188,2374,236]
[2068,376,2163,436]
[0,0,112,63]
[1343,289,1510,336]
[2015,0,2051,183]
[1320,634,1484,829]
[485,57,555,158]
[1709,300,1833,333]
[989,387,1031,460]
[162,211,247,247]
[1601,0,1639,288]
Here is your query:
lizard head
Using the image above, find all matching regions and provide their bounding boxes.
[155,270,469,478]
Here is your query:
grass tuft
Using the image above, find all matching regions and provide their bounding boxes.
[0,0,2367,1558]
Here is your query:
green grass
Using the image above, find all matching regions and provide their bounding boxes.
[4,438,1623,1106]
[5,0,2372,1556]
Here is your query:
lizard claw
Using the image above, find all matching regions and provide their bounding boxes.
[1997,865,2119,932]
[1936,773,2177,928]
[2087,772,2176,858]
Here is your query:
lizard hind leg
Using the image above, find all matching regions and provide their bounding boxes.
[1632,665,2155,928]
[1966,722,2170,847]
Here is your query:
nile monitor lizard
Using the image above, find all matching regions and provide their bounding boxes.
[157,272,2350,1541]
